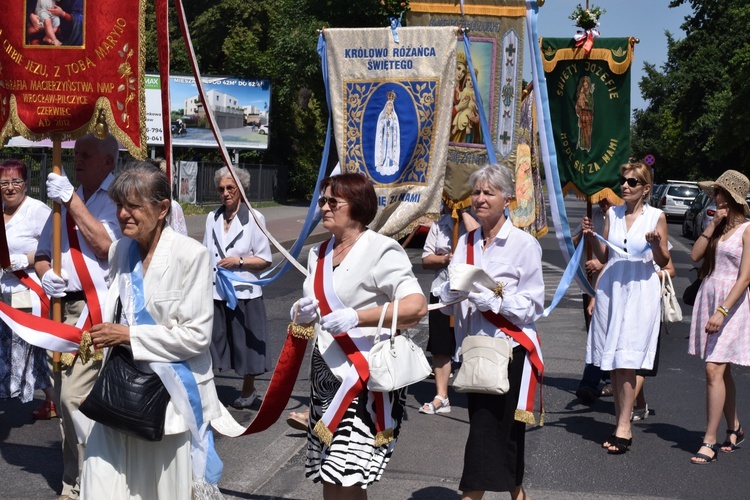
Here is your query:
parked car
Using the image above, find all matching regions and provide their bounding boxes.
[682,192,714,239]
[654,180,700,220]
[258,124,269,135]
[650,184,665,206]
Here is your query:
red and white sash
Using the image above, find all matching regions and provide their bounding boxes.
[65,212,107,330]
[466,229,544,425]
[312,238,395,446]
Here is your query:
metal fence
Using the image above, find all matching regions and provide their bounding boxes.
[0,151,289,204]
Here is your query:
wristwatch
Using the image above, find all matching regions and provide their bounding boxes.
[238,257,244,268]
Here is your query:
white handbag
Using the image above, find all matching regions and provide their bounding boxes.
[661,272,682,323]
[367,300,432,392]
[453,335,512,395]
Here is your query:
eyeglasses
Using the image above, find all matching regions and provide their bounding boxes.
[317,196,348,210]
[217,185,237,194]
[619,176,645,188]
[0,179,24,189]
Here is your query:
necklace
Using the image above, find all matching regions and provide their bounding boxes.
[333,231,364,259]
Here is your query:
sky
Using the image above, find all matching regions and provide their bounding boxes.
[522,0,693,111]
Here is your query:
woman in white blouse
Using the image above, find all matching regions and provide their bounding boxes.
[438,164,544,500]
[203,167,272,409]
[0,159,55,418]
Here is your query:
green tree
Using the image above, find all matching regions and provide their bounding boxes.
[633,0,750,181]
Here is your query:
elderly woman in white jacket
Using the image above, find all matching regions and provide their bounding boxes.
[81,161,223,499]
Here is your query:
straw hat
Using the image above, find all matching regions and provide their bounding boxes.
[698,170,750,215]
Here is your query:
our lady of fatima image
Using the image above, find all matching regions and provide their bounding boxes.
[374,90,400,176]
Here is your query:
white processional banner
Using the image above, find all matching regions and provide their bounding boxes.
[324,27,457,236]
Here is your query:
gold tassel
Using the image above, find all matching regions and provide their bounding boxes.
[288,322,315,340]
[314,420,333,446]
[77,332,104,365]
[514,409,536,426]
[374,428,394,447]
[60,352,75,367]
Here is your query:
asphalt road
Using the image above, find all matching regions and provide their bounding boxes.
[1,198,748,499]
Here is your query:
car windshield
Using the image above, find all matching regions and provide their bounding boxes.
[668,186,700,198]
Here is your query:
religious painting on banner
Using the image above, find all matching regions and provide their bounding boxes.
[0,0,146,157]
[408,0,527,209]
[541,37,634,204]
[323,27,456,236]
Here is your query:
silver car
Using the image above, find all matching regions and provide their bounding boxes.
[655,181,700,220]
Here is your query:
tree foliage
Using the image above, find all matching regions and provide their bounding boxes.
[632,0,750,181]
[144,0,390,198]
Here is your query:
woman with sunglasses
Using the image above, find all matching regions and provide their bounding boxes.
[583,162,670,454]
[289,173,427,499]
[687,170,750,464]
[203,167,272,409]
[0,159,57,418]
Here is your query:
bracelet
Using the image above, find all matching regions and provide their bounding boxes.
[717,306,729,317]
[700,234,710,240]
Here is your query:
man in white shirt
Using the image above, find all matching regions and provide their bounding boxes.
[35,133,122,500]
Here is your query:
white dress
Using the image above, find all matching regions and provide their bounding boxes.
[586,204,662,371]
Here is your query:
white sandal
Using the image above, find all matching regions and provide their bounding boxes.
[419,395,451,414]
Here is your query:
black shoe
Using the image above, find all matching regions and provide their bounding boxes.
[576,386,598,404]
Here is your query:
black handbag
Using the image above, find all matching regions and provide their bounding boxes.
[683,277,703,307]
[79,300,170,441]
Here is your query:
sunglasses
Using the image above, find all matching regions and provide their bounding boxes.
[619,176,645,188]
[317,196,348,210]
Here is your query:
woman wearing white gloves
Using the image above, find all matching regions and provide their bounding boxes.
[289,173,426,499]
[436,164,544,500]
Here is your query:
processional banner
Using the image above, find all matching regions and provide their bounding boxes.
[324,27,456,236]
[542,37,634,203]
[0,0,146,157]
[408,0,527,207]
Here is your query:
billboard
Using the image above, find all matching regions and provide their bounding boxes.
[6,73,272,151]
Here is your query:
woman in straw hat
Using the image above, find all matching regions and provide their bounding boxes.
[688,169,750,464]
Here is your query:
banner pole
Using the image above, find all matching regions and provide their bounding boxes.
[51,138,63,372]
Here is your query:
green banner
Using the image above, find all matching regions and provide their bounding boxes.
[542,37,634,203]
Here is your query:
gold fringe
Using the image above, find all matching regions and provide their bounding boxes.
[514,408,536,426]
[560,183,624,206]
[77,332,99,364]
[409,2,526,17]
[392,213,439,241]
[374,428,395,447]
[59,352,76,367]
[443,194,472,221]
[314,420,333,446]
[540,37,637,75]
[288,322,315,340]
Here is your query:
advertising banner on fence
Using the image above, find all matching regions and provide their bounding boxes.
[178,160,197,204]
[324,26,456,236]
[408,0,527,206]
[542,37,634,203]
[0,0,146,158]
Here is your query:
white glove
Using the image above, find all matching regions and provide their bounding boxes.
[41,269,69,298]
[8,254,30,272]
[290,296,319,324]
[434,281,468,304]
[46,172,74,204]
[320,308,359,334]
[468,283,502,313]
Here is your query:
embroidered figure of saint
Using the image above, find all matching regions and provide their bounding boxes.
[374,91,400,176]
[575,76,594,152]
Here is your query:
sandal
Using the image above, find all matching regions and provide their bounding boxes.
[691,442,719,464]
[232,391,258,409]
[286,411,309,431]
[606,436,632,455]
[721,425,745,453]
[419,395,451,414]
[602,434,617,449]
[31,400,58,420]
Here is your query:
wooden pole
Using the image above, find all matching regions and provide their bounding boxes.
[586,200,593,284]
[51,138,63,371]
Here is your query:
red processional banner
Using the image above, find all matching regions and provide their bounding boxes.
[0,0,146,157]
